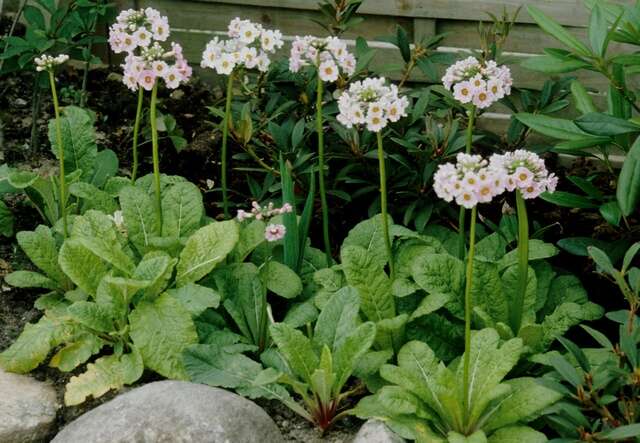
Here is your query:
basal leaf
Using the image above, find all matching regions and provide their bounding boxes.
[176,220,239,286]
[68,301,115,333]
[259,260,302,299]
[49,333,104,372]
[269,322,319,383]
[4,270,57,289]
[129,293,197,379]
[17,225,67,284]
[161,182,204,238]
[132,251,177,299]
[333,321,376,393]
[166,283,221,316]
[59,238,109,296]
[487,426,546,443]
[313,286,360,351]
[119,185,161,254]
[48,106,98,179]
[0,317,61,373]
[341,214,393,270]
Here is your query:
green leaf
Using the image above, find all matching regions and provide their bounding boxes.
[0,200,14,237]
[68,301,115,332]
[166,283,221,316]
[623,242,640,272]
[161,182,204,238]
[90,149,119,188]
[341,245,395,321]
[535,302,603,352]
[599,201,622,226]
[526,6,592,56]
[484,377,562,432]
[313,286,360,351]
[397,25,411,63]
[521,55,590,73]
[232,219,266,262]
[501,265,537,326]
[334,322,376,392]
[570,81,597,114]
[589,4,608,57]
[515,113,589,141]
[284,300,319,328]
[95,276,149,321]
[498,240,558,270]
[598,423,640,440]
[548,353,581,387]
[487,426,546,443]
[575,113,640,136]
[132,252,177,299]
[176,221,239,286]
[17,226,67,284]
[49,333,104,372]
[58,238,109,296]
[269,322,319,383]
[119,185,161,254]
[405,313,464,361]
[69,182,117,214]
[0,317,63,373]
[411,253,464,300]
[64,349,143,405]
[342,214,393,270]
[587,246,615,274]
[48,106,98,179]
[259,261,302,299]
[410,292,451,320]
[472,260,508,324]
[129,293,197,379]
[617,136,640,216]
[4,270,57,289]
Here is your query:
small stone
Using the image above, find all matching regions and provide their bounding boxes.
[52,380,284,443]
[0,369,60,443]
[352,419,405,443]
[14,98,27,106]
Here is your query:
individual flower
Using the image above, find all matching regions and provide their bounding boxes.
[489,150,558,199]
[288,35,355,81]
[442,56,512,109]
[336,77,409,132]
[34,54,69,72]
[433,153,507,208]
[201,18,283,75]
[265,224,286,242]
[109,8,189,91]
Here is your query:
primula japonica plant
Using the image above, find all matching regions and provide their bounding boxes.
[109,7,191,206]
[441,56,512,258]
[289,35,356,265]
[336,77,409,277]
[201,18,284,218]
[0,179,240,405]
[36,53,70,237]
[489,150,558,334]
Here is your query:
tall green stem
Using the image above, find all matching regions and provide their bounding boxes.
[150,83,162,224]
[131,87,144,183]
[221,73,234,218]
[457,105,476,259]
[511,190,529,334]
[316,74,331,266]
[49,70,68,238]
[462,205,477,425]
[376,131,394,278]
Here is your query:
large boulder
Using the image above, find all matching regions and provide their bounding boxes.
[52,380,284,443]
[0,369,60,443]
[353,419,405,443]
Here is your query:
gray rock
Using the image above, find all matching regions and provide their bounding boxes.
[52,380,284,443]
[353,419,405,443]
[0,369,60,443]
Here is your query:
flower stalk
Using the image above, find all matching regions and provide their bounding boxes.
[150,83,162,224]
[376,131,394,278]
[221,73,234,219]
[131,87,144,183]
[316,72,332,266]
[457,105,476,259]
[462,205,477,425]
[511,189,529,334]
[48,70,68,238]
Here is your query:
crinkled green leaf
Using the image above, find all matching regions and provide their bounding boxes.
[129,293,197,379]
[119,185,160,254]
[269,322,319,383]
[161,182,204,238]
[487,426,546,443]
[49,333,104,372]
[4,270,58,289]
[0,317,63,373]
[471,260,508,324]
[59,238,109,296]
[498,240,558,270]
[0,200,14,237]
[260,260,302,299]
[96,276,149,321]
[176,220,239,286]
[542,275,588,315]
[69,182,117,214]
[48,106,98,179]
[341,214,393,270]
[406,312,464,362]
[232,219,266,262]
[132,251,177,299]
[313,286,360,351]
[334,321,376,392]
[166,283,220,316]
[17,225,67,284]
[411,253,464,317]
[501,264,537,327]
[64,348,143,405]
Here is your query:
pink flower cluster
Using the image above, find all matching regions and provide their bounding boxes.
[442,57,512,109]
[237,201,293,242]
[201,18,283,74]
[336,77,409,132]
[289,36,355,82]
[489,150,558,199]
[109,8,191,91]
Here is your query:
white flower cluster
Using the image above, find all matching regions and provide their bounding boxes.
[236,201,293,242]
[336,77,409,132]
[433,153,507,209]
[34,54,69,72]
[289,36,355,82]
[442,57,512,109]
[109,8,191,92]
[201,18,284,74]
[489,150,558,199]
[109,8,170,54]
